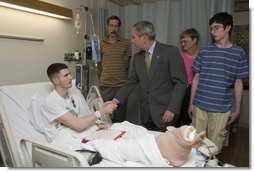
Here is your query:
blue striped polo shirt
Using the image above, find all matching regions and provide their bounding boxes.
[192,44,249,112]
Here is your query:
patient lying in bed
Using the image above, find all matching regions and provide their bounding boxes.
[81,121,205,167]
[41,64,204,167]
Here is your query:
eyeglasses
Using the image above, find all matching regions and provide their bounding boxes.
[210,25,224,32]
[180,39,192,44]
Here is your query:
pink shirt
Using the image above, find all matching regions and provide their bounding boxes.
[181,52,195,85]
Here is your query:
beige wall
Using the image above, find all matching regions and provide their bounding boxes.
[0,0,94,86]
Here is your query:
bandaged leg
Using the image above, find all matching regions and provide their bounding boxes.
[81,121,169,167]
[81,132,170,167]
[156,125,205,166]
[81,136,152,166]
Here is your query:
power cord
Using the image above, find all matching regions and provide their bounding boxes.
[199,141,223,167]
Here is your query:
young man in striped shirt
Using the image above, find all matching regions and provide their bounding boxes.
[188,12,249,153]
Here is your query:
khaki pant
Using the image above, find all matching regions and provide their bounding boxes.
[191,107,231,152]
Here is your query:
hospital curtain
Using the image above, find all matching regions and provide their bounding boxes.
[107,0,235,52]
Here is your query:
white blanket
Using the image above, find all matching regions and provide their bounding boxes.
[49,121,196,167]
[81,121,169,167]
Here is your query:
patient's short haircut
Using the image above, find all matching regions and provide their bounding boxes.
[47,63,68,80]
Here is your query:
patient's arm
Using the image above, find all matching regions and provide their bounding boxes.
[58,111,100,132]
[57,101,116,132]
[155,125,205,166]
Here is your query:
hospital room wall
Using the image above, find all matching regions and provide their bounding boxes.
[0,0,105,86]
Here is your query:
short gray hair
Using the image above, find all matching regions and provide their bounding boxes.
[132,21,156,40]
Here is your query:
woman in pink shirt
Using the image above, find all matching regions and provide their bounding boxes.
[175,28,199,127]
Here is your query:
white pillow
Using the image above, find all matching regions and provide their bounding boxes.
[28,92,45,134]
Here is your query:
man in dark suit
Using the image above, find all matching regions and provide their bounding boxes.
[113,21,187,131]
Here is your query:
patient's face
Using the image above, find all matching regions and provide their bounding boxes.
[55,69,73,89]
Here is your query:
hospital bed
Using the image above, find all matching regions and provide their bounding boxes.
[0,80,203,167]
[0,80,112,167]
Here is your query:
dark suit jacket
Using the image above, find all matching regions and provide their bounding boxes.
[115,41,187,128]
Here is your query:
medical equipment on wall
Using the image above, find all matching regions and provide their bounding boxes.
[74,6,101,95]
[75,64,89,97]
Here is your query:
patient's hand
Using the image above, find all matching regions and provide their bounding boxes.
[96,123,108,130]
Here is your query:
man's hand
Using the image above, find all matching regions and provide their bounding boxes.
[227,111,240,125]
[162,110,175,123]
[188,104,195,119]
[99,101,117,115]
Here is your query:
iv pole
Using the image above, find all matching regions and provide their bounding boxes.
[74,5,89,96]
[74,5,101,96]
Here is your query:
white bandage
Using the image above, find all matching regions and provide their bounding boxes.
[94,111,102,119]
[184,126,196,142]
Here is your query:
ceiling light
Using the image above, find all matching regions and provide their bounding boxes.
[0,0,73,19]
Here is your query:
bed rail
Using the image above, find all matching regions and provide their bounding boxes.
[20,137,89,167]
[86,86,112,124]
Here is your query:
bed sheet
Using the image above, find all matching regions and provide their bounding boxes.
[93,148,197,167]
[84,121,198,167]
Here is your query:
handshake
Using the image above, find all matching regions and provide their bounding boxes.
[98,100,118,115]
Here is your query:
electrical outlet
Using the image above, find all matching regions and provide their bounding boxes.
[64,53,75,61]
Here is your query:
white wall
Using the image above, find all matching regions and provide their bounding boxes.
[0,0,93,86]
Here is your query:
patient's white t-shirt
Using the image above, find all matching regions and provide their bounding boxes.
[42,89,96,147]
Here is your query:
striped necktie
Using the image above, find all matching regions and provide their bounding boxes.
[144,51,151,76]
